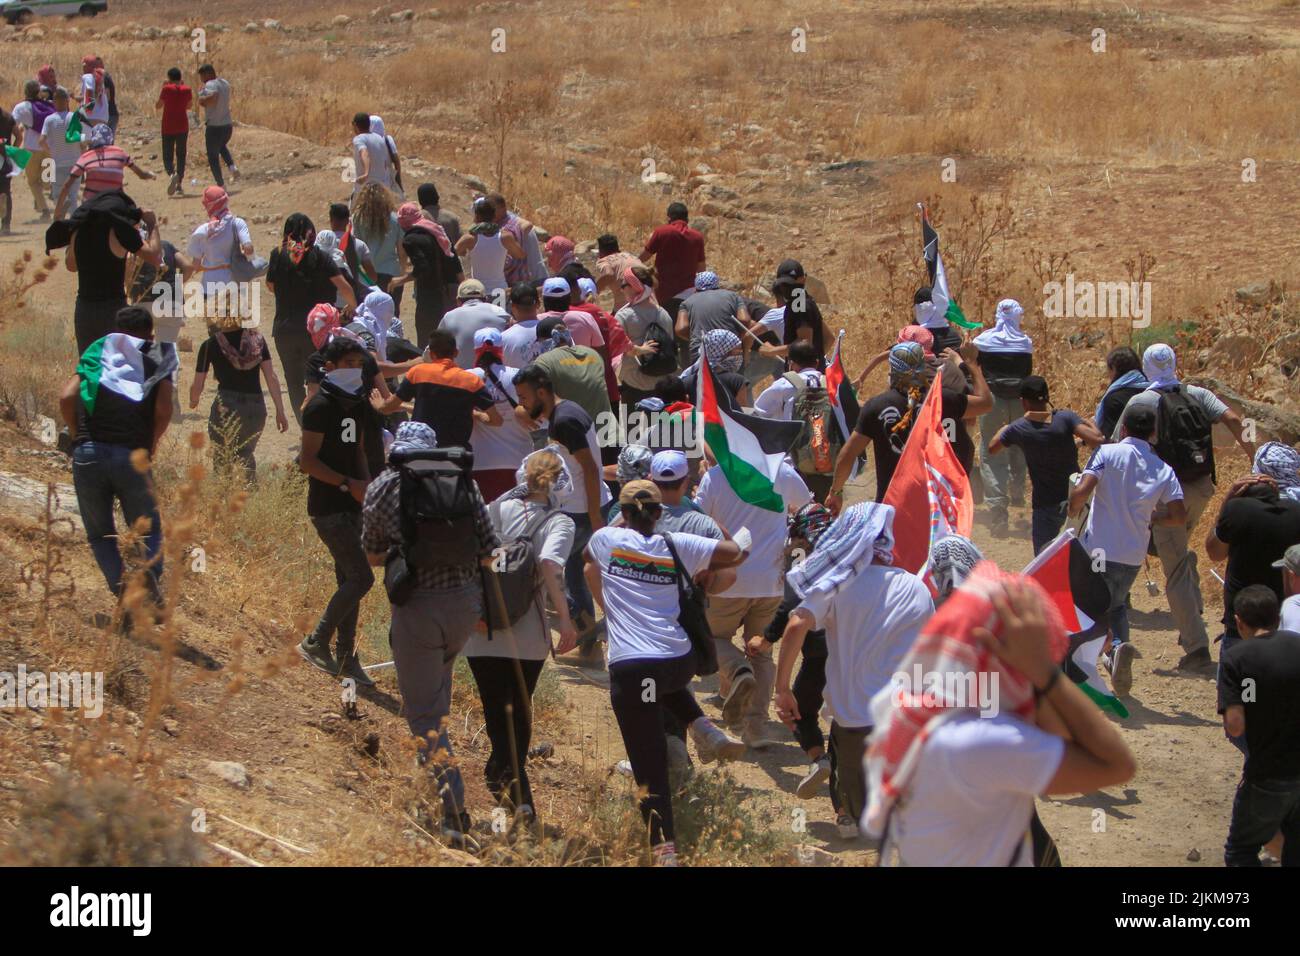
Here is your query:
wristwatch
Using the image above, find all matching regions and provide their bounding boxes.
[339,479,351,495]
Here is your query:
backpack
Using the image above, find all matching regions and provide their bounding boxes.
[383,447,481,604]
[637,319,679,377]
[480,499,557,632]
[1152,386,1215,482]
[784,371,841,477]
[662,534,718,677]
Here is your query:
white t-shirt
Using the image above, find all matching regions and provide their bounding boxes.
[469,364,536,472]
[795,564,933,728]
[1281,595,1300,633]
[502,320,542,370]
[187,216,253,290]
[82,75,109,123]
[693,461,811,598]
[467,233,509,293]
[464,498,574,661]
[1080,437,1184,567]
[40,110,84,166]
[757,305,785,341]
[887,713,1064,867]
[753,368,823,421]
[10,101,44,153]
[352,131,394,191]
[586,527,718,664]
[546,399,612,515]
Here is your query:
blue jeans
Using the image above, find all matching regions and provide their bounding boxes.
[1099,560,1141,647]
[71,442,163,599]
[308,511,374,660]
[1031,502,1067,555]
[563,511,595,621]
[1224,775,1300,866]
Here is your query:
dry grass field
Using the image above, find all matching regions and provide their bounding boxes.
[0,0,1298,867]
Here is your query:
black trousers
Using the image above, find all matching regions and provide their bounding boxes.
[377,273,404,316]
[608,652,703,847]
[205,123,234,187]
[273,331,315,426]
[467,656,544,810]
[791,644,827,754]
[74,297,127,356]
[161,132,188,178]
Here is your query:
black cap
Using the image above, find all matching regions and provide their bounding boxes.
[1019,375,1050,402]
[774,259,805,288]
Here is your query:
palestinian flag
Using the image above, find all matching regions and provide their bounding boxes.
[698,352,802,513]
[919,204,980,331]
[825,331,861,476]
[1023,530,1128,718]
[65,110,84,145]
[78,334,179,416]
[4,145,32,174]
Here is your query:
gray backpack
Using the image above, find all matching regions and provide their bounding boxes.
[784,371,840,477]
[480,499,557,632]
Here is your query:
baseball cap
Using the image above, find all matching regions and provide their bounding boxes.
[1019,375,1050,402]
[773,259,806,289]
[457,278,486,300]
[577,276,598,300]
[650,450,689,483]
[618,479,663,509]
[1272,544,1300,574]
[473,327,503,350]
[542,276,570,297]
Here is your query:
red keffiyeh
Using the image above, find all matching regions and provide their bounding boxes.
[397,202,452,256]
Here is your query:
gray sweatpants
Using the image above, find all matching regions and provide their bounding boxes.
[390,583,482,818]
[979,395,1027,513]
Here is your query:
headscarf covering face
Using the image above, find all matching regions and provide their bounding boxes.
[201,186,230,236]
[622,266,652,306]
[928,535,984,605]
[354,290,397,361]
[888,341,928,391]
[1142,343,1179,390]
[617,444,654,484]
[703,328,742,374]
[787,502,897,600]
[972,298,1033,354]
[88,123,114,149]
[369,115,387,138]
[396,202,452,255]
[789,502,834,550]
[282,213,317,266]
[507,448,575,511]
[307,303,344,349]
[314,230,346,271]
[897,324,934,355]
[1254,441,1300,502]
[694,271,720,292]
[545,235,576,272]
[390,421,437,458]
[37,65,57,89]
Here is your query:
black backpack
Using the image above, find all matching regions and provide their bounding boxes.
[1153,387,1215,482]
[480,499,557,632]
[383,447,481,604]
[637,320,679,377]
[662,533,718,677]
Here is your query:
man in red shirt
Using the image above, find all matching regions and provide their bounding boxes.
[638,202,706,320]
[155,68,192,196]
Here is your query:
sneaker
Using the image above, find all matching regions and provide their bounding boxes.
[440,811,480,852]
[1177,647,1214,672]
[614,758,634,777]
[229,165,241,182]
[836,813,859,840]
[297,637,336,675]
[666,735,694,777]
[513,804,537,832]
[690,718,746,764]
[721,669,755,727]
[796,758,832,799]
[1109,642,1135,697]
[990,511,1011,538]
[166,173,178,196]
[741,720,776,751]
[527,742,554,760]
[652,841,679,867]
[338,654,375,688]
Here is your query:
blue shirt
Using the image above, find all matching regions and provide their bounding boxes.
[1081,437,1183,566]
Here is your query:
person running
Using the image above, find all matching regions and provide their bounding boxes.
[1069,404,1187,696]
[0,105,15,234]
[58,306,176,611]
[417,182,461,247]
[774,503,934,840]
[79,56,110,128]
[584,479,749,866]
[439,278,511,369]
[988,375,1105,554]
[594,234,643,310]
[531,317,611,423]
[392,201,462,347]
[536,275,605,353]
[675,271,751,368]
[1114,343,1257,671]
[757,259,836,369]
[454,197,523,296]
[864,572,1136,866]
[544,235,595,300]
[752,340,823,421]
[467,328,536,502]
[297,336,376,684]
[827,341,991,509]
[196,64,239,187]
[189,311,288,478]
[501,282,543,369]
[155,68,192,197]
[54,125,153,219]
[512,365,611,644]
[614,263,676,407]
[350,111,395,196]
[911,282,963,355]
[389,328,500,449]
[328,202,379,304]
[1094,345,1147,439]
[638,202,706,321]
[351,183,406,312]
[265,213,358,423]
[465,448,577,826]
[186,186,254,305]
[973,299,1034,537]
[37,87,85,218]
[1218,585,1300,866]
[361,420,500,846]
[10,79,53,223]
[678,328,752,407]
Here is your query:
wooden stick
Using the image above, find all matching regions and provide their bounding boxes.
[209,841,264,867]
[216,813,315,855]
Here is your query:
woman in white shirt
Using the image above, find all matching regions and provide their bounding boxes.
[455,197,523,295]
[468,328,540,502]
[186,186,254,315]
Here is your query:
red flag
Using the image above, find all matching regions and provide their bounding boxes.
[882,377,973,574]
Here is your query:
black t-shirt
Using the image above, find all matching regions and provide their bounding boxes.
[1098,385,1144,439]
[679,366,746,405]
[1218,631,1300,781]
[855,387,972,501]
[401,229,459,301]
[306,351,386,476]
[976,350,1033,399]
[1215,497,1300,632]
[998,410,1081,508]
[548,399,594,454]
[266,247,341,338]
[75,379,162,451]
[74,216,143,303]
[196,331,271,395]
[301,390,369,516]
